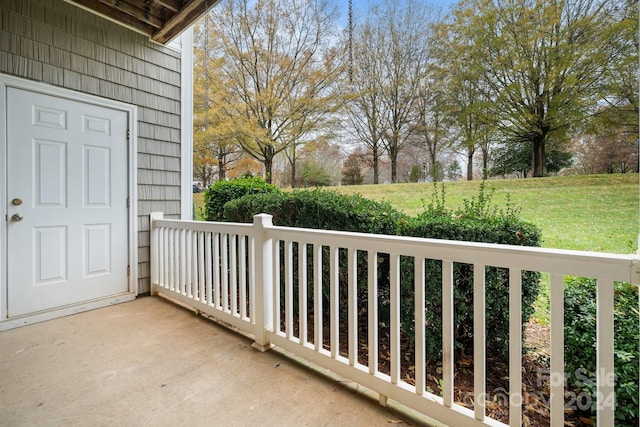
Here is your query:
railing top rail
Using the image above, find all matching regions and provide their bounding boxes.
[150,215,640,284]
[266,224,640,284]
[152,218,255,235]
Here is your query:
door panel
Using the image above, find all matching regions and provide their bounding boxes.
[35,139,67,207]
[7,88,129,317]
[34,226,67,284]
[83,223,111,276]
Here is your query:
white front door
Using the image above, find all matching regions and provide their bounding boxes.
[6,88,129,317]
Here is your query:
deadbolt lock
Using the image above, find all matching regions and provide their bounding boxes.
[11,198,22,206]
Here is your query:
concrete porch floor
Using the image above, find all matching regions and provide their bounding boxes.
[0,297,435,426]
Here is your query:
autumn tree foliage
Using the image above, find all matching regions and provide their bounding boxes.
[571,128,639,174]
[441,0,627,177]
[202,0,344,184]
[341,152,364,186]
[193,20,243,186]
[345,0,435,183]
[193,0,636,183]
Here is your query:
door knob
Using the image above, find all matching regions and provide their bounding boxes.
[11,213,23,222]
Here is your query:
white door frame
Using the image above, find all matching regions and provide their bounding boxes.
[0,74,138,329]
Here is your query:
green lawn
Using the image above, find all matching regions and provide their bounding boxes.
[327,174,639,254]
[193,174,639,254]
[193,192,205,221]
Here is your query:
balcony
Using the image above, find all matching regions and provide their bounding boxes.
[2,213,638,426]
[149,213,640,426]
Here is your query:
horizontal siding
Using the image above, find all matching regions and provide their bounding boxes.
[138,170,181,186]
[138,201,182,216]
[0,0,186,294]
[138,277,151,296]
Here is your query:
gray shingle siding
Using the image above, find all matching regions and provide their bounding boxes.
[0,0,186,294]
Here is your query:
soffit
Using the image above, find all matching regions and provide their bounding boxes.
[65,0,218,44]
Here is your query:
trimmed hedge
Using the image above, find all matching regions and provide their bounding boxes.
[224,189,405,235]
[223,183,541,362]
[393,184,541,361]
[204,176,280,222]
[564,277,639,424]
[397,214,541,361]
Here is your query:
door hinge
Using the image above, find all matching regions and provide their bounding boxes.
[127,265,130,276]
[126,197,130,208]
[127,129,130,141]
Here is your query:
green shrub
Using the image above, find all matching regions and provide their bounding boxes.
[224,189,404,234]
[224,190,405,326]
[396,184,541,361]
[564,276,639,425]
[226,183,541,364]
[203,176,280,222]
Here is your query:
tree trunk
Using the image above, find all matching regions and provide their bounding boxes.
[217,151,226,181]
[264,159,272,183]
[532,135,545,177]
[372,145,379,184]
[390,135,399,183]
[264,144,275,184]
[290,148,297,188]
[391,155,397,183]
[466,148,474,180]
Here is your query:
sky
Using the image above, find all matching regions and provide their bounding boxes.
[327,0,459,26]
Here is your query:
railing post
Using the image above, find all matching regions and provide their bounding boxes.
[150,212,163,296]
[252,213,274,352]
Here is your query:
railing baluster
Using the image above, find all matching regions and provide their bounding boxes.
[390,253,400,384]
[158,227,165,289]
[248,234,256,322]
[184,230,194,298]
[184,229,190,296]
[166,228,172,291]
[550,272,564,427]
[231,234,238,315]
[368,250,378,375]
[596,278,615,426]
[273,239,281,334]
[299,242,308,345]
[474,264,486,421]
[509,268,523,427]
[179,229,186,295]
[171,228,178,292]
[213,232,220,309]
[285,240,293,339]
[221,233,229,312]
[330,245,339,358]
[348,248,357,366]
[240,235,247,319]
[185,229,191,296]
[205,231,212,305]
[198,231,205,303]
[442,259,454,408]
[415,257,426,395]
[314,244,323,352]
[192,230,198,300]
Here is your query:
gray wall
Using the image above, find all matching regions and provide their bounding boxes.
[0,0,185,294]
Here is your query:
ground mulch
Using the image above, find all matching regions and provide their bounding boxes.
[286,312,597,426]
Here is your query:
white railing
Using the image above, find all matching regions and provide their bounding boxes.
[149,212,640,427]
